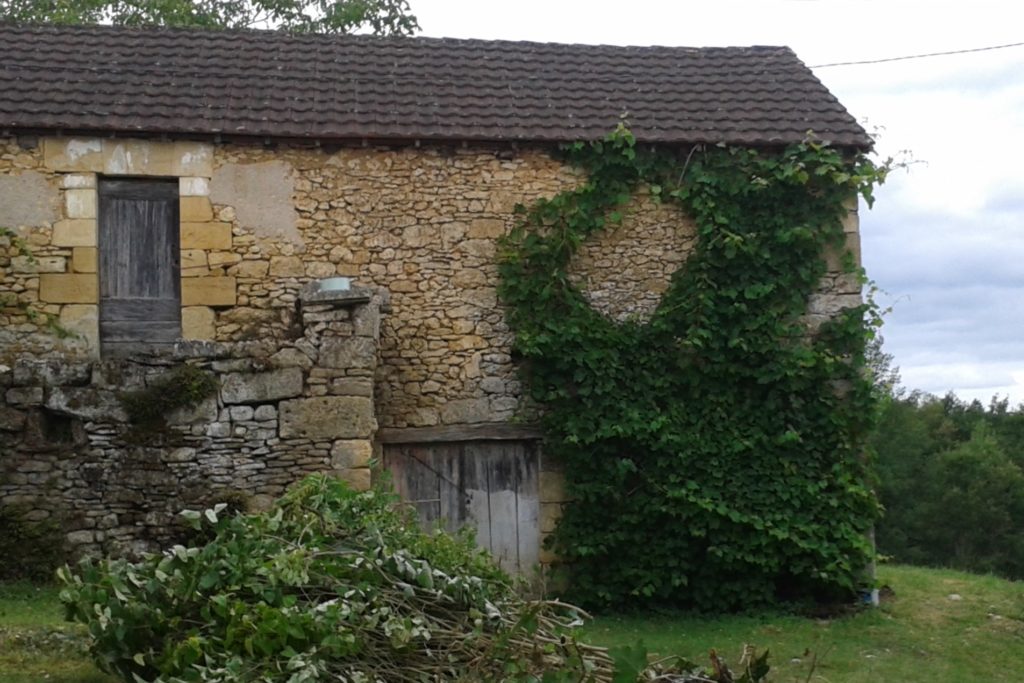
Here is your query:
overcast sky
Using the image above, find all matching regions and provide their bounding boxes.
[410,0,1024,404]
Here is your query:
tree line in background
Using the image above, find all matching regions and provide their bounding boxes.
[870,344,1024,580]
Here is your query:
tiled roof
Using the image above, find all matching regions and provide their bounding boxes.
[0,24,871,148]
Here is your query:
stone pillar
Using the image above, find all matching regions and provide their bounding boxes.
[278,280,384,490]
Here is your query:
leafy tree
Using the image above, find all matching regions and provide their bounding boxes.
[865,334,901,399]
[0,0,418,35]
[872,392,1024,578]
[919,424,1024,575]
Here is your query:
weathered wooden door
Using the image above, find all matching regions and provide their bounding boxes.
[383,440,540,574]
[98,179,181,353]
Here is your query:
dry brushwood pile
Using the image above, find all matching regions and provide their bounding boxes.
[58,475,769,682]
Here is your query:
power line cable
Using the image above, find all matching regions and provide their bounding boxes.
[811,41,1024,68]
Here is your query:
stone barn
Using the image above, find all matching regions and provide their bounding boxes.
[0,25,869,572]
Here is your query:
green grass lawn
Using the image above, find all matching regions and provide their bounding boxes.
[0,583,115,683]
[584,565,1024,682]
[2,565,1022,682]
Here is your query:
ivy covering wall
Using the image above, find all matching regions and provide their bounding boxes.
[498,126,889,609]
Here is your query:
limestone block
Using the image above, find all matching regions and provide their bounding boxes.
[389,280,417,293]
[269,255,305,276]
[305,261,336,278]
[270,347,315,370]
[52,219,97,247]
[43,138,103,172]
[229,406,254,421]
[452,269,488,288]
[6,387,43,406]
[39,273,97,303]
[162,447,196,463]
[181,306,216,340]
[46,386,127,422]
[807,292,862,316]
[451,335,486,351]
[439,397,491,424]
[182,276,236,306]
[468,218,506,239]
[479,377,506,394]
[180,196,214,222]
[330,378,373,397]
[181,249,208,269]
[279,396,375,439]
[172,141,215,177]
[102,139,214,177]
[351,303,381,338]
[220,367,304,405]
[71,247,97,273]
[459,288,497,308]
[167,397,219,425]
[330,440,373,469]
[103,139,162,175]
[181,222,232,250]
[230,260,271,279]
[61,173,96,189]
[64,189,96,219]
[337,468,372,492]
[59,304,99,350]
[490,396,518,413]
[841,195,859,234]
[319,337,376,370]
[13,358,92,386]
[208,251,242,267]
[832,272,861,295]
[66,530,96,545]
[459,239,496,259]
[254,405,277,420]
[182,266,211,278]
[179,177,210,197]
[12,256,66,273]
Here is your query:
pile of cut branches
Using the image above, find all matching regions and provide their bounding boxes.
[58,474,767,682]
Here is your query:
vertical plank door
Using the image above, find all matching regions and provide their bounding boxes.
[98,178,181,353]
[383,440,540,574]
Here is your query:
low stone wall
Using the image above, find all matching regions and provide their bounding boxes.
[0,283,384,557]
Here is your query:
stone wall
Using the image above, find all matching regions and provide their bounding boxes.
[0,283,383,557]
[1,133,862,568]
[2,135,862,432]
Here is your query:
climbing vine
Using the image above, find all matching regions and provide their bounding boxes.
[498,125,891,610]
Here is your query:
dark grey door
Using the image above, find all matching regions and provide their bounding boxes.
[98,178,181,353]
[383,440,540,574]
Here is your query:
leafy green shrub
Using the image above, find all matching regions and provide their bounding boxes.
[874,397,1024,578]
[0,504,65,583]
[499,126,888,610]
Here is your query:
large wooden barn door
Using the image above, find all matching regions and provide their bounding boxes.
[383,440,540,574]
[98,178,181,353]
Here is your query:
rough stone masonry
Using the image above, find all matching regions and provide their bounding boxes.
[0,283,384,557]
[0,134,861,562]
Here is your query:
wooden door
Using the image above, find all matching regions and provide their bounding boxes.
[383,440,540,574]
[98,179,181,353]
